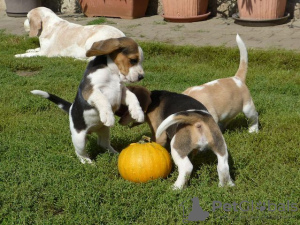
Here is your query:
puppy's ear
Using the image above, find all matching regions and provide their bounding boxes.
[28,11,42,37]
[86,38,121,57]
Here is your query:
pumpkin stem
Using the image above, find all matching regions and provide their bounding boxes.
[139,136,151,143]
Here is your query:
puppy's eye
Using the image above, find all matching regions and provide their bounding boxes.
[130,58,138,65]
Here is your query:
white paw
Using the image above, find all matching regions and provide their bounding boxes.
[172,183,184,190]
[15,54,21,58]
[78,155,93,164]
[100,110,115,127]
[219,180,235,187]
[249,125,259,133]
[129,106,144,123]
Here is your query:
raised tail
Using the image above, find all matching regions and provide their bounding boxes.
[31,90,72,113]
[155,110,210,139]
[234,34,248,83]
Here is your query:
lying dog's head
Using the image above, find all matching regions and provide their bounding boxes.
[86,37,145,83]
[24,7,58,37]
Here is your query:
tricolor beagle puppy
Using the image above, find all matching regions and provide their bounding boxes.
[183,34,259,133]
[31,37,145,164]
[15,7,125,60]
[115,87,235,190]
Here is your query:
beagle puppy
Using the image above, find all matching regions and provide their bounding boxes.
[31,37,145,164]
[183,34,259,133]
[15,7,125,60]
[115,87,235,190]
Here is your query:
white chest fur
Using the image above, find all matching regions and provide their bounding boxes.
[88,67,123,111]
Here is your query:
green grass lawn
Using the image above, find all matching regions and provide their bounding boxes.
[0,30,299,224]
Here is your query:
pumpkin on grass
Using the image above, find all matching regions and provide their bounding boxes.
[118,136,172,183]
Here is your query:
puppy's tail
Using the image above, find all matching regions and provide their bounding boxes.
[235,34,248,83]
[31,90,71,113]
[155,110,210,139]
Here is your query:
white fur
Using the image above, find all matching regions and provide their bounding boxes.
[171,137,193,190]
[206,80,219,86]
[187,109,210,115]
[232,77,243,87]
[216,150,235,187]
[236,34,248,64]
[243,100,259,133]
[15,7,125,59]
[156,114,176,139]
[31,90,49,98]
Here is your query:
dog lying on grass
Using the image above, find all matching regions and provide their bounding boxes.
[183,34,259,133]
[115,86,235,190]
[31,37,145,164]
[15,7,125,60]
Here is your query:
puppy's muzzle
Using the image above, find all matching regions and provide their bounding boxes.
[138,74,144,81]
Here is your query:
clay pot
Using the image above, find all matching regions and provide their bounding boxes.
[79,0,149,19]
[237,0,287,20]
[162,0,210,22]
[5,0,41,17]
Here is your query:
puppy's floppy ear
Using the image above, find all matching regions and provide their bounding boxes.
[28,11,42,37]
[86,38,121,57]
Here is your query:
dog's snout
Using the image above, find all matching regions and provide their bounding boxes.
[138,74,144,81]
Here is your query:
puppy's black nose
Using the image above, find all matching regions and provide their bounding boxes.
[138,74,144,81]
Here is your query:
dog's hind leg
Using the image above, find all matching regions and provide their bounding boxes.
[170,137,193,190]
[243,99,259,133]
[71,130,92,164]
[215,151,235,187]
[96,126,118,154]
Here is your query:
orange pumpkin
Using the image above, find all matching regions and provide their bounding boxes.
[118,137,172,183]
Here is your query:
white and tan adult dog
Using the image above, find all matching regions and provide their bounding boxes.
[183,34,259,133]
[31,37,145,164]
[15,7,125,59]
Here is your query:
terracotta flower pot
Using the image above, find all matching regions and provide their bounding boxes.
[162,0,210,22]
[5,0,41,17]
[237,0,287,20]
[79,0,149,19]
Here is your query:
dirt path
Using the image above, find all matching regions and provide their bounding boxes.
[1,10,300,51]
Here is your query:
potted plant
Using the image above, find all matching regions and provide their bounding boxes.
[79,0,149,19]
[237,0,287,20]
[162,0,211,22]
[5,0,41,17]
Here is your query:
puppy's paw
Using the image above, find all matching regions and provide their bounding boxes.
[129,106,144,123]
[14,54,22,58]
[100,110,115,127]
[172,183,184,191]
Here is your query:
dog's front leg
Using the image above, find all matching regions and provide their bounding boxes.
[89,90,115,127]
[121,87,144,123]
[26,47,41,53]
[15,51,42,58]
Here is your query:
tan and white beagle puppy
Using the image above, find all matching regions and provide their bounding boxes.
[115,87,235,190]
[31,37,145,164]
[183,34,259,133]
[15,7,125,60]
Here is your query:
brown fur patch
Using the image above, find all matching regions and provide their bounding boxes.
[29,11,42,37]
[235,61,247,83]
[184,77,252,124]
[172,113,227,157]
